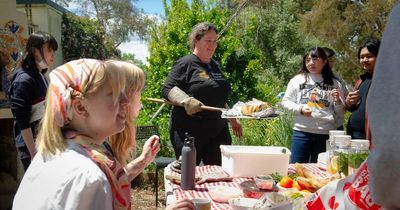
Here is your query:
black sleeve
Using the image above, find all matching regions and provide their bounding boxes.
[161,58,190,99]
[9,74,35,130]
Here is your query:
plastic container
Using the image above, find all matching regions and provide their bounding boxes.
[317,152,327,170]
[326,130,346,169]
[327,130,346,150]
[254,174,275,190]
[220,145,291,177]
[348,140,369,175]
[239,180,267,199]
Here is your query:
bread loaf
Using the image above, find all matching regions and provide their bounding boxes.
[241,103,270,116]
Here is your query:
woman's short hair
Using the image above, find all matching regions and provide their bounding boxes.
[188,22,218,51]
[358,38,381,59]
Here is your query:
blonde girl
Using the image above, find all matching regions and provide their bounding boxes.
[107,62,160,181]
[13,59,194,210]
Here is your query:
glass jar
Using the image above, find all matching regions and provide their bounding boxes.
[348,140,370,175]
[328,135,351,176]
[327,130,346,152]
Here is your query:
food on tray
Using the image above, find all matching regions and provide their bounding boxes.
[241,104,263,116]
[241,102,271,116]
[208,186,242,203]
[222,98,277,118]
[293,163,336,192]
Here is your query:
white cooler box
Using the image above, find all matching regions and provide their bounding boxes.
[220,145,291,177]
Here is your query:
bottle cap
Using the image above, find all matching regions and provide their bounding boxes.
[184,132,194,146]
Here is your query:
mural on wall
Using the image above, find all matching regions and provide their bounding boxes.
[0,20,27,93]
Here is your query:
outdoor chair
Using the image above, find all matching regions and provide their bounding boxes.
[136,125,176,207]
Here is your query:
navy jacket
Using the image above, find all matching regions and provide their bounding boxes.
[8,68,48,148]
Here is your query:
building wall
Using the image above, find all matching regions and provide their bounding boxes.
[0,0,28,99]
[0,2,26,208]
[16,3,64,67]
[0,1,28,35]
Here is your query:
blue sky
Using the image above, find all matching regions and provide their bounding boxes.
[135,0,165,15]
[135,0,193,15]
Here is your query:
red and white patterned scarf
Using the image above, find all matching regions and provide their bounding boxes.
[49,59,101,127]
[65,130,131,210]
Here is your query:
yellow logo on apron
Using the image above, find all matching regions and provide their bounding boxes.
[198,70,210,79]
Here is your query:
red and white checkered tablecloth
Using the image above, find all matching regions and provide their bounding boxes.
[164,164,327,209]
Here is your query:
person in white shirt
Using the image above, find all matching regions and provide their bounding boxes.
[281,47,346,163]
[13,59,195,210]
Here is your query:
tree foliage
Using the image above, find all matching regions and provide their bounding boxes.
[144,0,265,108]
[120,53,146,70]
[235,0,315,82]
[62,13,117,61]
[298,0,398,82]
[138,0,271,155]
[56,0,152,50]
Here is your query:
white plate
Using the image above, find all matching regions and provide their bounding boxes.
[208,186,242,203]
[228,197,258,210]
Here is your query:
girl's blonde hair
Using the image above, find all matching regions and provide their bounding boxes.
[36,59,128,156]
[108,61,145,165]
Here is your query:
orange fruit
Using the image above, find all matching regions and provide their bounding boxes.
[279,176,293,188]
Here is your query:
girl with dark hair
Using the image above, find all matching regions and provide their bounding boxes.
[8,31,58,170]
[346,38,381,140]
[281,47,347,163]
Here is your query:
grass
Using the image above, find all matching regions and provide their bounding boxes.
[232,110,294,149]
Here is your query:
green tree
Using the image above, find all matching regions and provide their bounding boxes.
[236,0,320,83]
[138,0,266,155]
[145,0,264,107]
[298,0,398,82]
[62,13,116,61]
[120,53,146,69]
[56,0,152,53]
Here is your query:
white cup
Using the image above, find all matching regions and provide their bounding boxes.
[191,198,211,210]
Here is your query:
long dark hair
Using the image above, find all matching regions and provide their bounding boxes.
[299,47,336,86]
[20,31,58,72]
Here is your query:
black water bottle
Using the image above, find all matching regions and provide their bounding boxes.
[181,133,196,190]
